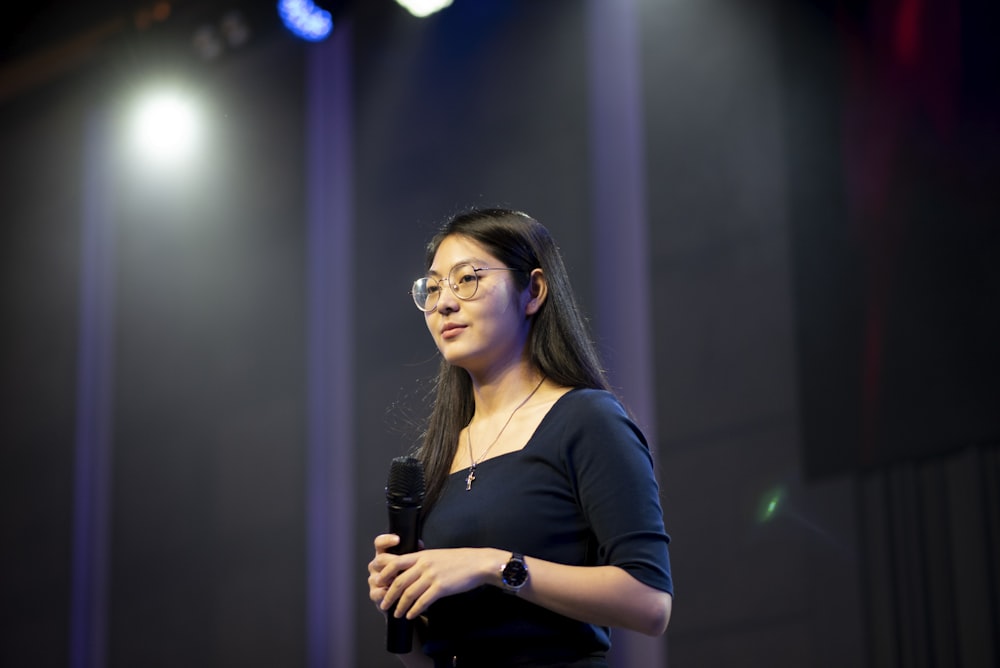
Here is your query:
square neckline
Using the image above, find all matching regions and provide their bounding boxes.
[449,386,588,478]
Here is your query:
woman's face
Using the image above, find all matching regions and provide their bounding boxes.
[423,235,533,377]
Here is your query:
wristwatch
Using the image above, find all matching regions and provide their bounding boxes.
[500,552,529,594]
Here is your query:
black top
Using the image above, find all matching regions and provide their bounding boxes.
[420,388,673,666]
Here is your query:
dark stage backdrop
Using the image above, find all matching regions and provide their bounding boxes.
[0,65,83,668]
[1,18,310,668]
[785,1,1000,479]
[107,39,309,667]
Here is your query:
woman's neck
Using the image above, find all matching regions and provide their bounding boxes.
[469,366,545,420]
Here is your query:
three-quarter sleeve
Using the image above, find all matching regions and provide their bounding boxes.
[561,390,673,594]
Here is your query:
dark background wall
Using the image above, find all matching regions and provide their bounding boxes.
[1,1,997,667]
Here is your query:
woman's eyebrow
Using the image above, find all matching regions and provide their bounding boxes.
[427,258,482,277]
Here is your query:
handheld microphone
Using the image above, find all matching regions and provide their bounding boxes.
[385,455,425,654]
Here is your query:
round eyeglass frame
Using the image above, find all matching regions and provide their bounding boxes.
[411,263,522,312]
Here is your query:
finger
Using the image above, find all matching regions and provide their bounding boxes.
[373,546,414,579]
[380,558,419,612]
[404,569,453,620]
[368,551,396,577]
[374,534,400,552]
[374,555,407,588]
[379,574,402,611]
[391,572,431,619]
[379,551,420,585]
[368,569,389,592]
[369,585,388,605]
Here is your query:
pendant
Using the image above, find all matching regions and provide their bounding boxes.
[465,467,476,491]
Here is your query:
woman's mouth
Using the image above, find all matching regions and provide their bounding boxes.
[441,323,466,340]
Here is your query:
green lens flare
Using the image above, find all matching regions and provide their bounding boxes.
[758,487,784,523]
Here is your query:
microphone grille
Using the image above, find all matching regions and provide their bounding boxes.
[386,455,425,504]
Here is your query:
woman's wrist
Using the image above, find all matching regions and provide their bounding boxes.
[482,547,510,588]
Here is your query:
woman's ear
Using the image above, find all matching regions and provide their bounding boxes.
[525,268,547,316]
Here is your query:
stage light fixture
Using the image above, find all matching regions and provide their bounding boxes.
[394,0,453,18]
[128,89,202,165]
[277,0,333,42]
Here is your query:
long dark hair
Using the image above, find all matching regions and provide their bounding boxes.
[416,208,612,511]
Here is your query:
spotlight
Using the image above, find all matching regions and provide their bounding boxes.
[277,0,334,42]
[394,0,453,18]
[128,88,203,165]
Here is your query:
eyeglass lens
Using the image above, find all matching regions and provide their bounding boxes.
[412,263,480,311]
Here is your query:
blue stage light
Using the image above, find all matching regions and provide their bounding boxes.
[277,0,333,42]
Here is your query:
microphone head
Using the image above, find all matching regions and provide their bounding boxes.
[386,455,425,506]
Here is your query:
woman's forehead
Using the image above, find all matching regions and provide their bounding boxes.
[429,236,498,273]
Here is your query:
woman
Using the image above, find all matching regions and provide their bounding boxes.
[368,208,673,667]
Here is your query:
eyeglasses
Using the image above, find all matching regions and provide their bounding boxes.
[411,263,521,312]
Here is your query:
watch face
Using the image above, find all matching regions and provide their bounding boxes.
[503,557,528,588]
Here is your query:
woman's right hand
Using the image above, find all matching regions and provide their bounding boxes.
[368,533,402,614]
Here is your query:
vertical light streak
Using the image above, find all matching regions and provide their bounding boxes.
[70,108,115,668]
[586,1,665,666]
[305,21,356,668]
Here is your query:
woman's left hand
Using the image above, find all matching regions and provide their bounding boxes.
[376,547,501,620]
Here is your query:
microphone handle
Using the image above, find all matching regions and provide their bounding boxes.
[386,503,421,653]
[388,503,421,555]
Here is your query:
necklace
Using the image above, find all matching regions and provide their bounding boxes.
[465,376,545,491]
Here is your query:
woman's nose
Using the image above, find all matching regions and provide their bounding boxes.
[436,285,460,313]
